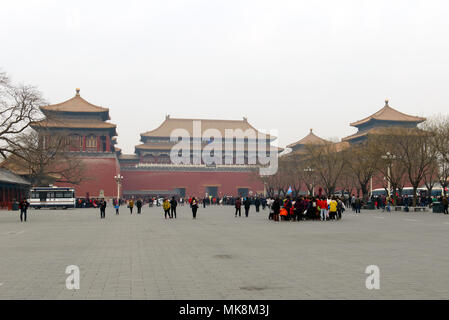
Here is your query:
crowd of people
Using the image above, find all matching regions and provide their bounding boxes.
[259,196,346,222]
[13,191,449,222]
[370,194,448,212]
[70,192,449,220]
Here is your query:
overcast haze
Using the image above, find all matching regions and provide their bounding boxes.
[1,0,449,154]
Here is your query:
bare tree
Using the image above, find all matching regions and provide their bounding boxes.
[304,141,346,196]
[370,127,435,206]
[338,164,359,197]
[370,132,407,204]
[422,159,439,195]
[3,130,86,186]
[424,116,449,196]
[344,139,380,201]
[395,128,435,206]
[281,155,306,197]
[0,70,45,159]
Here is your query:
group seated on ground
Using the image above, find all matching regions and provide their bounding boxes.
[266,196,347,222]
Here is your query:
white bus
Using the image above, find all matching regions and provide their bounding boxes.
[29,186,76,209]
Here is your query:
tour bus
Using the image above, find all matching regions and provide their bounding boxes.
[28,186,76,209]
[372,187,419,198]
[418,187,444,197]
[372,187,443,198]
[371,188,388,197]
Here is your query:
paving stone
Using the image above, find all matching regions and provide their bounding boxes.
[1,206,449,299]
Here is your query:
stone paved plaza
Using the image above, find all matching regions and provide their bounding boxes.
[0,205,448,300]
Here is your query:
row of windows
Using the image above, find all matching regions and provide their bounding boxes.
[66,135,108,151]
[31,192,75,199]
[140,155,260,164]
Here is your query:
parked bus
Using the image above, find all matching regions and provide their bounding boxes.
[371,188,388,197]
[28,186,76,209]
[418,187,444,197]
[372,187,442,198]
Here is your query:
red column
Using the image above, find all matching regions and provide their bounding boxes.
[83,136,86,152]
[106,135,111,152]
[97,136,100,152]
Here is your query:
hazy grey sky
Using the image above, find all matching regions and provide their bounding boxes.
[2,0,449,153]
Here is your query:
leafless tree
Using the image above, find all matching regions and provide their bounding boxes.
[370,127,435,206]
[369,132,407,204]
[424,116,449,196]
[304,141,346,196]
[3,130,86,186]
[0,70,45,159]
[344,139,380,201]
[422,159,439,195]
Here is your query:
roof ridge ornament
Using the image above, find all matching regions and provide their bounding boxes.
[76,88,80,96]
[385,99,389,106]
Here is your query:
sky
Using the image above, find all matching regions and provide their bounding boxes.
[1,0,449,154]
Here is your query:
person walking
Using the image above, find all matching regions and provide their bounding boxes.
[163,198,171,219]
[272,197,281,221]
[255,197,261,212]
[114,201,120,215]
[235,197,242,217]
[319,197,328,221]
[136,199,142,214]
[329,197,338,220]
[128,199,134,214]
[100,199,107,219]
[285,197,293,221]
[293,197,302,221]
[244,197,251,217]
[351,195,356,211]
[170,196,178,218]
[337,198,345,220]
[355,197,361,214]
[443,196,448,215]
[19,198,30,222]
[191,197,199,219]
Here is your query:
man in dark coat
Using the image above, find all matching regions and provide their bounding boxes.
[170,196,178,218]
[235,197,242,217]
[136,199,143,214]
[255,197,261,212]
[272,198,281,221]
[19,198,30,222]
[100,199,107,219]
[355,197,362,213]
[244,197,251,217]
[443,196,448,215]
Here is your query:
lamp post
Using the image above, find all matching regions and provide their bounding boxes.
[114,174,123,205]
[304,167,315,196]
[381,152,396,198]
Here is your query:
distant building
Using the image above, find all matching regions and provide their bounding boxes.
[342,100,426,144]
[25,90,280,199]
[119,116,281,198]
[30,89,120,198]
[0,168,30,210]
[286,128,329,154]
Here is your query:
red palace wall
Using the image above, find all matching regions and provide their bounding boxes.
[56,156,120,198]
[121,170,264,198]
